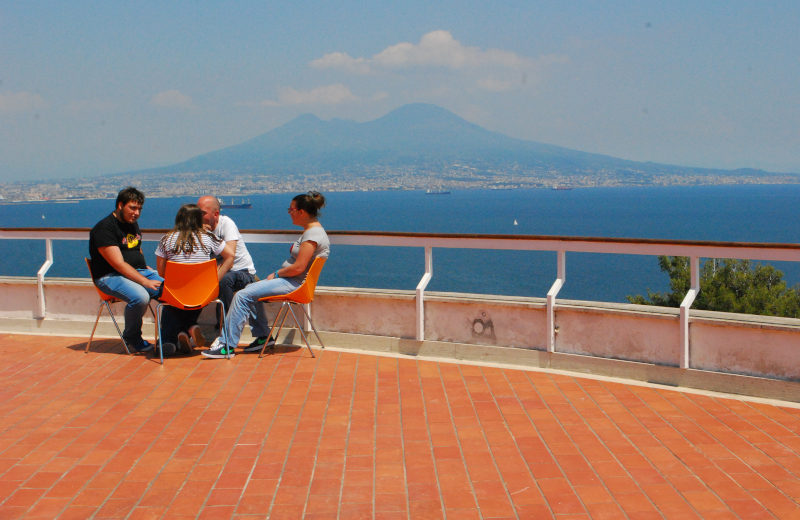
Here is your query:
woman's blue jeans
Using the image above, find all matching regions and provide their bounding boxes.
[95,268,164,345]
[221,277,298,348]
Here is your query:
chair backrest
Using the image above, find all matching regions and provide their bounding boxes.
[85,257,116,302]
[283,256,327,304]
[161,259,220,310]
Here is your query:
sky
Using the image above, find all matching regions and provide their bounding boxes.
[1,1,799,182]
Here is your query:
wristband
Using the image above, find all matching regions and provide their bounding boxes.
[274,270,280,278]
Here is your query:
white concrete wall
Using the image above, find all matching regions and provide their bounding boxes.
[2,277,799,385]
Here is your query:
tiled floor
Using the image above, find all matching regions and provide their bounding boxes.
[1,333,799,519]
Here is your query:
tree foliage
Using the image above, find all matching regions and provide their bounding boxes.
[627,256,800,318]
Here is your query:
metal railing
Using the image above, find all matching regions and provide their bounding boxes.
[3,227,800,368]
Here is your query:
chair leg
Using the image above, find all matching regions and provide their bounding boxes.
[87,300,132,355]
[297,303,326,350]
[106,301,132,355]
[156,303,165,365]
[213,299,231,360]
[260,303,289,357]
[286,304,315,358]
[86,302,104,353]
[149,302,158,348]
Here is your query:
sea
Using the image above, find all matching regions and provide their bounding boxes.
[2,184,799,303]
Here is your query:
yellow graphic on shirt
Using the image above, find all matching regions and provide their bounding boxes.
[126,234,140,249]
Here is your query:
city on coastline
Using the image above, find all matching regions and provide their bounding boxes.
[3,165,800,203]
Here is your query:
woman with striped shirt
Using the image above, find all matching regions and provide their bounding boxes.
[155,203,232,356]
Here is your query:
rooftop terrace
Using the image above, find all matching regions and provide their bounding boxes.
[2,332,799,519]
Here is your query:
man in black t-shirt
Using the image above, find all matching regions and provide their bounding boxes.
[89,187,164,353]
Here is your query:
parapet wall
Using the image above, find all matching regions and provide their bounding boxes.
[2,277,799,401]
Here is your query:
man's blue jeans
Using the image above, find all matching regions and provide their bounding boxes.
[219,269,257,312]
[95,268,164,345]
[220,277,298,348]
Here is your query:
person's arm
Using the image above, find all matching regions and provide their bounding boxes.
[216,240,236,279]
[268,241,316,280]
[98,245,162,291]
[156,255,167,277]
[217,241,235,281]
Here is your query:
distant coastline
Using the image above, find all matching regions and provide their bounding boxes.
[3,171,800,203]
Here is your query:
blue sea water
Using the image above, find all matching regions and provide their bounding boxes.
[3,185,799,302]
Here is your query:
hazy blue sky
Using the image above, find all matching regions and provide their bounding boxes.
[2,1,798,181]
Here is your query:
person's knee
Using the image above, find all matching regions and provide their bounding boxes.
[231,290,248,308]
[220,272,236,289]
[125,287,151,310]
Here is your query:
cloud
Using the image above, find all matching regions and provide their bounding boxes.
[310,52,370,74]
[0,91,48,113]
[312,30,547,74]
[374,30,531,70]
[150,90,195,109]
[258,84,359,107]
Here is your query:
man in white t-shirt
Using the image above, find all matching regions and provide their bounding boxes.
[197,196,257,322]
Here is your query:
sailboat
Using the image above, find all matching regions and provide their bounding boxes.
[513,219,518,226]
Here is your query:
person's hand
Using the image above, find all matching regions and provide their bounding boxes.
[143,278,162,291]
[266,272,275,280]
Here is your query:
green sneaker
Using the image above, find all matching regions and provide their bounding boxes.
[243,336,276,353]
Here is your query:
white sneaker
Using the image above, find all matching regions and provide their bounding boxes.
[208,336,222,349]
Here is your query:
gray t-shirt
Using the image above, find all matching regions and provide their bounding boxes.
[281,225,330,284]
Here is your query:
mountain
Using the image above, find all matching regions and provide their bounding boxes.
[123,103,798,190]
[146,103,630,174]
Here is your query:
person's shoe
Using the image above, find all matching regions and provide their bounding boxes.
[159,342,177,357]
[243,336,276,352]
[201,342,236,359]
[189,325,206,348]
[133,339,154,353]
[177,332,192,354]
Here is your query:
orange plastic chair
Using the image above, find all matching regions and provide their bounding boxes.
[85,258,157,355]
[155,259,227,364]
[258,256,327,358]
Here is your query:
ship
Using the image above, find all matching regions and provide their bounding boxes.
[219,197,252,209]
[425,189,451,195]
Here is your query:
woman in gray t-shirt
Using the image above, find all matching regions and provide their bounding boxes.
[203,191,330,358]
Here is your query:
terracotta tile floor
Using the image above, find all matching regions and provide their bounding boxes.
[1,333,799,519]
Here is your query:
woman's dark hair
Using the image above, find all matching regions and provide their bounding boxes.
[292,191,326,217]
[160,203,220,254]
[116,186,145,207]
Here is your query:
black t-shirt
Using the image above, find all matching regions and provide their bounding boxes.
[89,213,147,279]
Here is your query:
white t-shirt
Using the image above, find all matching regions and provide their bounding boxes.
[213,215,256,274]
[156,231,226,263]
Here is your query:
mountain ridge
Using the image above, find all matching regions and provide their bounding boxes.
[117,103,798,192]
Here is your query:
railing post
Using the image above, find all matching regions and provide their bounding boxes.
[415,246,433,341]
[546,250,566,352]
[36,239,54,319]
[679,256,700,369]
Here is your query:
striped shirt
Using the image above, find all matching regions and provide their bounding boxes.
[155,231,225,263]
